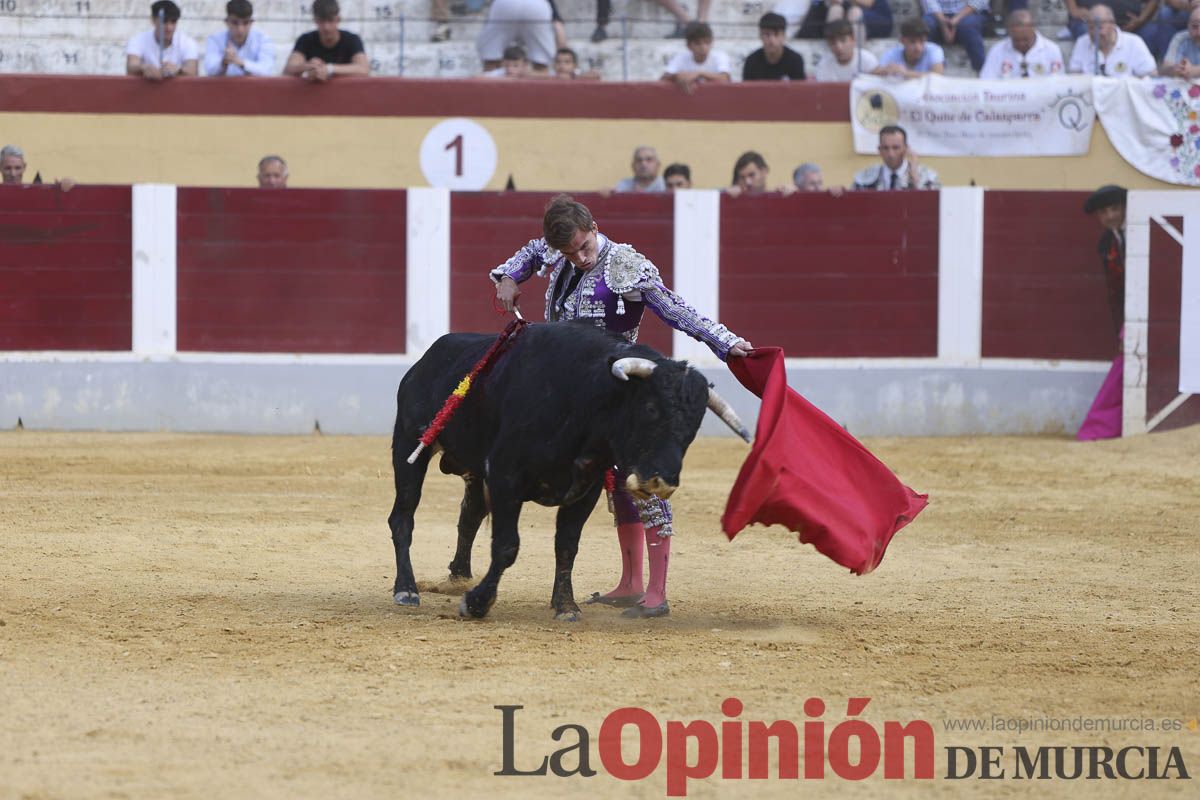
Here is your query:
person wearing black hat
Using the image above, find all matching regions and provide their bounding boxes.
[1077,183,1127,441]
[1084,183,1127,336]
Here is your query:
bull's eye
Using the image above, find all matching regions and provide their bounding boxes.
[644,402,661,422]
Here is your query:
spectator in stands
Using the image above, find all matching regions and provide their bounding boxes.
[921,0,988,73]
[593,0,707,42]
[812,19,880,80]
[853,125,940,190]
[980,10,1065,77]
[431,0,452,43]
[793,163,825,190]
[662,22,732,93]
[477,0,555,72]
[284,0,370,80]
[1,145,26,185]
[1161,5,1200,76]
[1064,0,1167,56]
[743,12,807,80]
[1076,183,1127,441]
[1068,4,1157,75]
[1155,0,1191,42]
[257,155,288,188]
[615,147,666,192]
[1,145,75,190]
[553,47,601,79]
[484,45,533,77]
[663,163,692,189]
[126,0,199,80]
[726,151,772,197]
[875,19,946,77]
[794,162,847,195]
[204,0,275,76]
[826,0,895,39]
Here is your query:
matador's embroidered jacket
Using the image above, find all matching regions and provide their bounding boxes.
[488,233,742,360]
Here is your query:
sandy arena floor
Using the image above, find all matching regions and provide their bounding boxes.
[1,428,1197,798]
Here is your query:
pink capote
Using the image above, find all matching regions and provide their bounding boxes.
[1077,341,1123,441]
[721,347,928,575]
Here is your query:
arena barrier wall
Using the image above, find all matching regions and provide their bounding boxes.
[0,75,1179,193]
[1,186,1119,436]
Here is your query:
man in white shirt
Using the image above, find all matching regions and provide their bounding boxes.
[1068,3,1157,76]
[812,19,879,81]
[980,10,1066,78]
[126,0,199,80]
[662,22,732,93]
[204,0,275,76]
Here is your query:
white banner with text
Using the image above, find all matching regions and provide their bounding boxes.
[851,74,1096,157]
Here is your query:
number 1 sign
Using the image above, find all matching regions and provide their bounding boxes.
[419,118,498,190]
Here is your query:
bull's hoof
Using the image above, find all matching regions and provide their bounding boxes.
[459,591,494,619]
[554,609,581,622]
[447,559,472,580]
[394,591,420,607]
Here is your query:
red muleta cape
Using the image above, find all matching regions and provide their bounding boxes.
[721,347,928,575]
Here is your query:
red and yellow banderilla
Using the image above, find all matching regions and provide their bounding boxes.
[406,310,528,464]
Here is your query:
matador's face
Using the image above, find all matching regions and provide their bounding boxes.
[560,223,599,271]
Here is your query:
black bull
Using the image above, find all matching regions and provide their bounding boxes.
[387,321,748,620]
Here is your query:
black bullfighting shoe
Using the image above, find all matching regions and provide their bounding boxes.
[621,599,670,618]
[586,591,644,608]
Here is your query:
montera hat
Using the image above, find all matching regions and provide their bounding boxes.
[1083,184,1127,214]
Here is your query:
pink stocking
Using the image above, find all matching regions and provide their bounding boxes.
[641,525,671,608]
[600,522,645,598]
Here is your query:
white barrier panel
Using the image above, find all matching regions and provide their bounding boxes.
[131,184,177,355]
[1181,213,1200,393]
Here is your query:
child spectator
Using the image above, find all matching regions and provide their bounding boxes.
[662,22,731,93]
[553,48,600,79]
[663,163,692,189]
[484,45,532,77]
[875,18,945,77]
[812,19,879,80]
[743,12,807,80]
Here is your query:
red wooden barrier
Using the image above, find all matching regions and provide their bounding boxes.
[449,192,675,356]
[0,185,132,350]
[176,188,406,353]
[719,192,939,357]
[982,190,1110,360]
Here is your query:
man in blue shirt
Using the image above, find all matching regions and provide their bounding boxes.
[204,0,276,76]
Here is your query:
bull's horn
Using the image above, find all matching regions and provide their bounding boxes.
[708,387,752,443]
[611,357,658,381]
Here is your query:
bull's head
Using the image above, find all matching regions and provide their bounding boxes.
[606,356,750,501]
